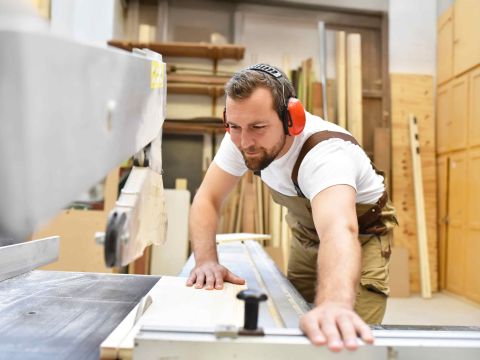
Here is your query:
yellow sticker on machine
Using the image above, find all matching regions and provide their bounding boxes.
[151,60,164,89]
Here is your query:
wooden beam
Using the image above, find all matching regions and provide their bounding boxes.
[346,33,363,144]
[408,114,432,299]
[335,31,347,128]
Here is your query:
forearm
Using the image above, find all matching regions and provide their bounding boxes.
[315,226,360,307]
[189,194,221,264]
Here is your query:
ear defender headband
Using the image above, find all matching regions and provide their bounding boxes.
[223,64,306,136]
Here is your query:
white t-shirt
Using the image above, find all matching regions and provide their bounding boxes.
[213,111,385,204]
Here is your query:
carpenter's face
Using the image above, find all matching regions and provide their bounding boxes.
[225,87,290,172]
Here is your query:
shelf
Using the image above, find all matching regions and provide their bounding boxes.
[164,118,225,134]
[167,83,224,97]
[168,73,231,86]
[108,40,245,61]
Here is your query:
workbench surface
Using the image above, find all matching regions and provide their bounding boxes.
[0,270,159,360]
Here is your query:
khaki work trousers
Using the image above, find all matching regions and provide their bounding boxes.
[287,230,391,324]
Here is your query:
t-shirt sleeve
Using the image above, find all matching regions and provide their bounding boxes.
[213,133,248,177]
[297,140,358,200]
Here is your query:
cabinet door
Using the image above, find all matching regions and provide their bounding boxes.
[453,0,480,76]
[437,7,453,84]
[446,152,467,295]
[450,75,468,151]
[437,156,449,289]
[469,67,480,147]
[466,150,480,302]
[437,82,452,154]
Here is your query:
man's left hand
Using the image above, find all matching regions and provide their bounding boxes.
[299,301,374,352]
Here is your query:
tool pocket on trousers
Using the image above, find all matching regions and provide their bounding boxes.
[359,234,390,296]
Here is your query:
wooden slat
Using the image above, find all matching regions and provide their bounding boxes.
[108,40,245,60]
[391,74,437,293]
[346,33,363,144]
[335,31,347,128]
[408,114,432,298]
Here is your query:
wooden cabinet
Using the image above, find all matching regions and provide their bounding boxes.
[437,7,453,84]
[466,150,480,302]
[450,74,468,151]
[469,67,480,147]
[437,3,480,305]
[446,152,467,295]
[436,83,452,154]
[453,0,480,76]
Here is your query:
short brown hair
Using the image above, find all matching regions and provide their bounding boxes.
[224,64,296,121]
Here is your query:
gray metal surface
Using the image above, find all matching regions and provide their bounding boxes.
[0,236,59,282]
[134,325,480,360]
[0,270,159,360]
[180,241,310,329]
[0,26,166,243]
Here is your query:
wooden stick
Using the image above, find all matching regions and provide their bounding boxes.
[335,31,347,128]
[408,114,432,298]
[346,33,363,144]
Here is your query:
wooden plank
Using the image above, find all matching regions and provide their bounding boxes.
[101,276,246,359]
[150,189,190,276]
[374,127,391,186]
[335,31,347,128]
[280,206,291,272]
[255,176,265,234]
[311,82,324,118]
[408,114,432,298]
[346,33,363,144]
[391,74,437,293]
[242,174,256,233]
[108,40,245,60]
[326,79,336,123]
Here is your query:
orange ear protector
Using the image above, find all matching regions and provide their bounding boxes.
[223,64,306,136]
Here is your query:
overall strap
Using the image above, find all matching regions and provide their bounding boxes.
[291,130,385,197]
[291,131,361,198]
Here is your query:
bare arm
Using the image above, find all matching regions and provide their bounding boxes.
[186,162,245,289]
[299,185,373,351]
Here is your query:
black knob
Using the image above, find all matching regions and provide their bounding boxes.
[237,289,268,331]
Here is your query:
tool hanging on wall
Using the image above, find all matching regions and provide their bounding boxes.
[408,114,432,299]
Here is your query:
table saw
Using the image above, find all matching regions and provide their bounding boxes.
[1,2,480,360]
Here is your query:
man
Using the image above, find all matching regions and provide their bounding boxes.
[186,64,397,351]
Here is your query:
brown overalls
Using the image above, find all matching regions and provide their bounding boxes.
[264,131,398,324]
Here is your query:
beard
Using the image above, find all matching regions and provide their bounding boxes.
[240,136,286,172]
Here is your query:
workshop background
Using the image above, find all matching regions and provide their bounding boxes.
[29,0,480,325]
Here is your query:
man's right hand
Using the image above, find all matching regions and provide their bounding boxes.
[186,261,245,290]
